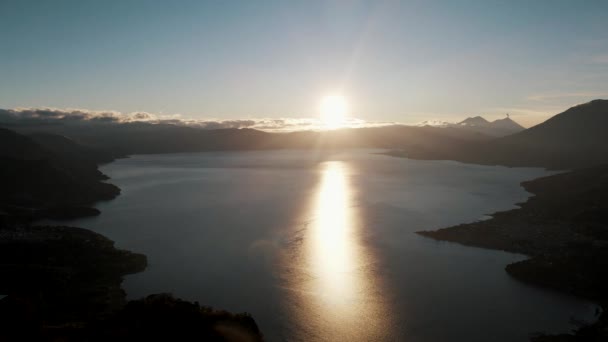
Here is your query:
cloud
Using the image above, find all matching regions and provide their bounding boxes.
[0,108,131,125]
[0,107,395,132]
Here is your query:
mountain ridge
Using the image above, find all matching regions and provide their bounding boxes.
[0,127,120,219]
[402,99,608,169]
[3,99,607,170]
[419,115,525,137]
[458,116,490,126]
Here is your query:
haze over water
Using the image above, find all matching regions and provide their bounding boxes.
[66,150,598,341]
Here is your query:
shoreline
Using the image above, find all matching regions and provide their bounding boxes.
[9,145,605,340]
[89,151,595,340]
[417,165,608,340]
[0,149,265,341]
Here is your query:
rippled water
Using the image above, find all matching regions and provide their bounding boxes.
[65,149,598,341]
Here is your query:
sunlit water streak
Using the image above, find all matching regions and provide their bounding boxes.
[283,161,392,341]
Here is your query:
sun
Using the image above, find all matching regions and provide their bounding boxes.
[320,95,348,128]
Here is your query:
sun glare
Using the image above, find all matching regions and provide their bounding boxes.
[320,95,347,128]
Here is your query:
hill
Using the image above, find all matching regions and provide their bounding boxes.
[0,126,265,341]
[456,115,525,137]
[499,99,608,155]
[403,100,608,169]
[9,121,494,156]
[4,99,606,170]
[0,127,119,220]
[420,115,525,137]
[458,116,490,126]
[418,165,608,340]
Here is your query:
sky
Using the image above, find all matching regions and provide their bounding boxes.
[1,0,608,128]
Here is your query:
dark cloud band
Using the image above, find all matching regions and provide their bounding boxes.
[0,108,394,132]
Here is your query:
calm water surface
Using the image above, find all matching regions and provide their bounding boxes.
[66,150,598,341]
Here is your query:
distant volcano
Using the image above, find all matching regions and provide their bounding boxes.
[458,116,490,126]
[418,115,525,137]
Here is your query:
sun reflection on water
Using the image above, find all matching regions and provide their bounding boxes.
[311,161,359,310]
[284,160,391,340]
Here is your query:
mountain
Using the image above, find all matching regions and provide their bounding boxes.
[9,122,494,156]
[491,99,608,167]
[28,132,115,182]
[29,132,115,165]
[0,126,50,160]
[491,116,525,132]
[404,100,608,169]
[0,127,119,219]
[456,115,525,137]
[418,115,525,137]
[458,116,489,126]
[499,99,608,150]
[6,99,605,170]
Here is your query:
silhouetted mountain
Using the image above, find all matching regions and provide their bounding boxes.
[491,116,524,132]
[0,126,50,160]
[28,132,115,182]
[29,132,115,164]
[458,116,489,126]
[0,126,265,341]
[456,115,525,137]
[0,127,119,219]
[403,100,608,169]
[10,122,494,158]
[500,99,608,151]
[419,115,524,137]
[8,100,606,170]
[490,100,608,168]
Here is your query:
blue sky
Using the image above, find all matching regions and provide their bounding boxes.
[1,0,607,127]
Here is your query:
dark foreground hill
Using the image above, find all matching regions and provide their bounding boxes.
[0,126,265,341]
[0,225,263,341]
[419,166,608,340]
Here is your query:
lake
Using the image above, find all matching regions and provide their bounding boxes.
[65,149,598,341]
